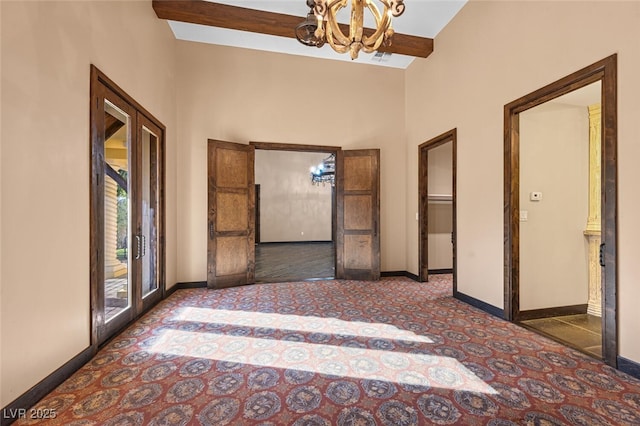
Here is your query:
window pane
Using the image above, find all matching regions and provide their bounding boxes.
[104,101,131,322]
[141,126,159,298]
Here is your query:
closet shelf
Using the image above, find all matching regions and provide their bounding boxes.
[427,194,453,202]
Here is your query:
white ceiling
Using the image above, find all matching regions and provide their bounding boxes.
[167,0,467,69]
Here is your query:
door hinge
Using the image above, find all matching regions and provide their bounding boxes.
[599,243,605,267]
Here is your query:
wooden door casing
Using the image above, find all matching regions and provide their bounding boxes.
[336,149,381,280]
[418,129,457,286]
[207,140,255,288]
[503,55,617,366]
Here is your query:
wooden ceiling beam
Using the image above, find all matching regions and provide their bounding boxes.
[152,0,433,58]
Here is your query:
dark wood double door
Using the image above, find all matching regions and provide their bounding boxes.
[207,140,380,288]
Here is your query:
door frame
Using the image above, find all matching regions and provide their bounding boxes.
[255,184,261,244]
[418,129,457,291]
[90,65,166,346]
[503,55,617,366]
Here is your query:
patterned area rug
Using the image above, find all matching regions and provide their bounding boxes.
[15,276,640,425]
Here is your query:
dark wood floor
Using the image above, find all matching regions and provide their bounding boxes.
[521,314,602,359]
[255,242,335,282]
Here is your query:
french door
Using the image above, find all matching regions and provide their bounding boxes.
[91,66,165,345]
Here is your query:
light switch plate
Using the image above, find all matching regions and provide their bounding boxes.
[520,210,528,221]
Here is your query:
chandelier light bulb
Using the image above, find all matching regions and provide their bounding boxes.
[309,153,336,187]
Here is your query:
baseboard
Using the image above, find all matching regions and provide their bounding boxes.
[518,304,588,321]
[617,356,640,380]
[454,290,504,319]
[175,281,207,289]
[165,281,208,297]
[381,271,420,281]
[258,241,333,245]
[428,268,453,275]
[1,346,94,426]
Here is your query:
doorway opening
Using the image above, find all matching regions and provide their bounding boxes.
[207,140,380,288]
[504,55,617,365]
[418,129,457,292]
[253,146,337,282]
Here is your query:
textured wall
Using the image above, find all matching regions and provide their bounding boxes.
[255,150,332,242]
[175,41,406,282]
[0,0,177,406]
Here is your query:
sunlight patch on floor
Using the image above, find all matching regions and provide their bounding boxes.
[174,307,434,344]
[149,328,497,395]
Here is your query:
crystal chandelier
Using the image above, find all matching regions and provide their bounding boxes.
[296,0,405,60]
[310,154,336,186]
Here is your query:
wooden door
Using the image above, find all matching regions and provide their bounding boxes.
[336,149,380,280]
[207,140,255,288]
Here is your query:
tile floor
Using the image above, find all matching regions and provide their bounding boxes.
[521,313,602,358]
[104,277,128,320]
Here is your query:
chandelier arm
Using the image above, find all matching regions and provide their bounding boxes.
[361,1,388,49]
[327,31,350,53]
[382,0,405,17]
[362,1,382,40]
[362,27,389,52]
[349,0,365,45]
[361,38,384,53]
[312,0,328,17]
[326,0,352,47]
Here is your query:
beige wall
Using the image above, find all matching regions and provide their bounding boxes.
[519,103,589,310]
[0,0,177,406]
[405,0,640,363]
[427,142,453,269]
[255,150,332,242]
[175,41,407,282]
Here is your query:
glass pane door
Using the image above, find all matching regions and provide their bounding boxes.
[91,66,165,346]
[141,126,159,299]
[103,101,131,322]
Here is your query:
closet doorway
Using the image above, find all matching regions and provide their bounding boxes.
[418,129,457,289]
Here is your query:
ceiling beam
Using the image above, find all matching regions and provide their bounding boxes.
[152,0,433,58]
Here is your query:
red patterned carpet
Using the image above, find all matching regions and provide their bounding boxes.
[15,276,640,425]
